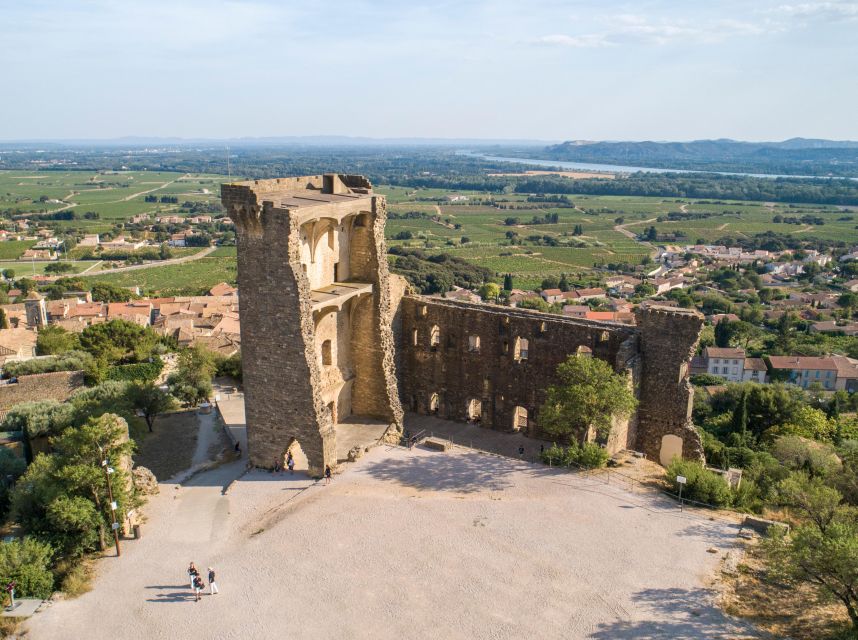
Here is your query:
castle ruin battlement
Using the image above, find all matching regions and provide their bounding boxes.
[224,174,704,475]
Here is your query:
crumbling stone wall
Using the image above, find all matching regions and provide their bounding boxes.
[398,297,641,451]
[635,305,705,462]
[0,370,85,413]
[398,298,704,460]
[222,175,402,476]
[225,173,704,470]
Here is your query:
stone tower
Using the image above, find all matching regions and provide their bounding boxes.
[222,174,403,476]
[24,291,47,328]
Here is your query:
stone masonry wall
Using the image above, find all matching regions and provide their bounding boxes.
[0,370,85,414]
[348,197,404,428]
[635,306,706,462]
[399,297,640,450]
[399,298,703,460]
[225,195,333,476]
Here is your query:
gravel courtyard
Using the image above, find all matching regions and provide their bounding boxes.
[24,444,757,640]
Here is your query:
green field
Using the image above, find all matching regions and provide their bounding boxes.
[0,259,87,276]
[0,170,231,233]
[4,171,858,293]
[87,257,236,295]
[0,240,37,260]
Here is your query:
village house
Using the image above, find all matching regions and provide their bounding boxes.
[810,320,858,336]
[21,248,57,261]
[107,301,154,326]
[188,215,213,224]
[99,236,148,251]
[78,234,100,247]
[208,282,238,297]
[156,215,185,225]
[704,346,746,382]
[766,355,838,390]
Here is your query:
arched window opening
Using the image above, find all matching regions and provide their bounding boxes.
[321,340,332,366]
[327,228,335,249]
[468,335,481,352]
[429,393,440,414]
[467,398,482,422]
[430,325,440,349]
[514,337,529,361]
[412,328,418,346]
[513,406,528,431]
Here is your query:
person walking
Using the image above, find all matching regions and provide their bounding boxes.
[287,452,295,474]
[188,562,199,591]
[208,567,219,595]
[518,445,525,459]
[324,464,332,485]
[193,574,204,602]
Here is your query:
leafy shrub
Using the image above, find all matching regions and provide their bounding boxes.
[105,357,163,383]
[0,538,54,598]
[3,351,93,378]
[540,441,609,469]
[0,400,74,439]
[665,458,732,507]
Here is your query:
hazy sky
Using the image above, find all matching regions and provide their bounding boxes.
[1,0,857,141]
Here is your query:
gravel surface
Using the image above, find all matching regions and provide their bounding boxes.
[24,445,758,640]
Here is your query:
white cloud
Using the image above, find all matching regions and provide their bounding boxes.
[535,14,765,49]
[775,1,858,19]
[534,33,611,48]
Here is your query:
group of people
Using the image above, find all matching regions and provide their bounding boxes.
[187,562,219,602]
[272,452,296,474]
[270,453,333,485]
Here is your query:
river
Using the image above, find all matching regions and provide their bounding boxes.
[457,151,850,181]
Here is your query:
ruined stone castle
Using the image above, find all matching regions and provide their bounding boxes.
[222,174,704,476]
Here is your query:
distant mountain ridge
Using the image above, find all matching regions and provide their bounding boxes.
[539,138,858,177]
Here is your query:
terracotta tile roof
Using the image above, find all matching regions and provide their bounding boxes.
[767,355,837,371]
[704,347,745,359]
[743,358,767,371]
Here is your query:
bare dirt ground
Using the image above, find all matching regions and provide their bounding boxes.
[24,444,759,640]
[133,411,200,481]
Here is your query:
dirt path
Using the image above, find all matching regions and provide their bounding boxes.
[613,216,656,240]
[793,224,814,233]
[76,246,216,277]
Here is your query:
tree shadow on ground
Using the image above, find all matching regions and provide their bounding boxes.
[362,450,529,493]
[589,586,762,640]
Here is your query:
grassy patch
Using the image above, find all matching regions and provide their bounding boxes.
[0,240,37,260]
[87,257,236,296]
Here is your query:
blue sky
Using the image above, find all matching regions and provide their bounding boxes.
[1,0,856,141]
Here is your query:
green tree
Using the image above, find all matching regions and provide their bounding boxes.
[36,325,80,356]
[502,274,513,291]
[2,269,15,280]
[0,538,55,599]
[79,320,157,365]
[763,475,858,635]
[89,283,136,303]
[167,345,215,406]
[478,282,500,301]
[127,382,174,432]
[44,262,75,274]
[0,308,7,330]
[558,273,570,292]
[539,355,637,444]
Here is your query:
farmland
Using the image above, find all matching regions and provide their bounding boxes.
[3,170,858,293]
[380,188,858,288]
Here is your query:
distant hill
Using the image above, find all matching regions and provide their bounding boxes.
[538,138,858,177]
